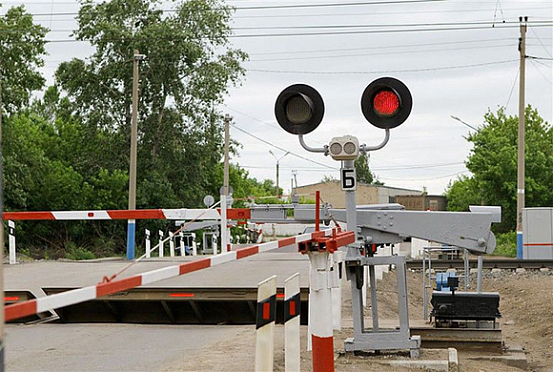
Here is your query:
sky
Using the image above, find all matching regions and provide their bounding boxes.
[2,0,552,195]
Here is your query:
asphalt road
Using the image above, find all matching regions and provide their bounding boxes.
[5,323,247,371]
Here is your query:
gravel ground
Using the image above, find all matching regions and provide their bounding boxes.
[168,268,553,371]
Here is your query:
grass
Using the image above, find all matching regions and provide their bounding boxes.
[492,231,517,257]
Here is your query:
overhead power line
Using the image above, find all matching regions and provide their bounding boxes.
[229,23,552,38]
[42,23,552,43]
[231,7,553,19]
[246,43,516,62]
[12,0,449,17]
[248,59,518,75]
[248,37,514,56]
[229,123,339,171]
[232,19,552,30]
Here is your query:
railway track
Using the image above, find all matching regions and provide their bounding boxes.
[406,258,553,270]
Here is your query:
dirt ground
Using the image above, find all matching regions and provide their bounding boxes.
[168,268,553,372]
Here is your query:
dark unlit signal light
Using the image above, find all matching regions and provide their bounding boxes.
[275,84,325,135]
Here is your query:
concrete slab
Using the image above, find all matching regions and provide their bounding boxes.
[448,348,459,372]
[469,354,528,370]
[387,360,448,371]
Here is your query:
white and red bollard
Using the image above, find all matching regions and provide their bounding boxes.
[145,229,151,258]
[169,232,175,257]
[284,273,301,371]
[255,275,277,371]
[158,230,164,257]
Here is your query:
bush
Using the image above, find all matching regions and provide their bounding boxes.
[65,243,96,260]
[492,231,517,257]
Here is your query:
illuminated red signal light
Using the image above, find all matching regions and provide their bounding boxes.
[361,77,412,129]
[373,89,400,117]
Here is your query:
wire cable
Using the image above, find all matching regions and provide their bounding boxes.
[248,59,518,75]
[248,37,514,56]
[230,123,339,171]
[232,20,552,30]
[529,25,553,58]
[529,59,553,85]
[229,24,552,39]
[505,68,519,109]
[246,43,516,62]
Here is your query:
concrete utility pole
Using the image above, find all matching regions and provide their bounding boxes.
[516,16,527,259]
[269,150,290,198]
[0,65,5,371]
[126,50,145,260]
[220,114,231,253]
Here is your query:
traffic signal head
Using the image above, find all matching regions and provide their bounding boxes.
[275,84,324,135]
[328,135,359,161]
[361,77,412,129]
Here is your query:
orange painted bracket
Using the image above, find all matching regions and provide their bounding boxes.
[217,208,251,220]
[298,230,355,254]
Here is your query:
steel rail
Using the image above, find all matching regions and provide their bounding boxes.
[406,258,553,270]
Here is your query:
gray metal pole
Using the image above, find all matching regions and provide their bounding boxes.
[422,249,427,321]
[126,50,141,260]
[464,249,469,291]
[221,114,231,253]
[276,161,279,198]
[476,255,484,293]
[516,16,527,259]
[223,114,230,195]
[343,160,357,237]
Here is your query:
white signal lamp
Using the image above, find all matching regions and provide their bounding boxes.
[328,135,359,160]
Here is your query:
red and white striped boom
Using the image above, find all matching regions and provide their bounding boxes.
[5,229,340,322]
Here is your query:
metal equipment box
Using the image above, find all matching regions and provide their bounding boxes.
[523,207,553,259]
[430,291,501,322]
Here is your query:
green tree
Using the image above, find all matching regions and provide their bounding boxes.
[354,152,382,185]
[0,5,47,114]
[55,0,247,209]
[446,106,553,232]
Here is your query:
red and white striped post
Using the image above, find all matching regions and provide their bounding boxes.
[8,220,16,265]
[169,232,175,257]
[145,229,151,258]
[284,273,301,372]
[158,230,164,258]
[255,275,277,372]
[308,251,335,372]
[179,231,186,257]
[306,191,335,372]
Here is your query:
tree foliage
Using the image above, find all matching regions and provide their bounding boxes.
[55,0,247,207]
[0,5,47,113]
[1,1,260,258]
[354,152,382,185]
[446,106,553,232]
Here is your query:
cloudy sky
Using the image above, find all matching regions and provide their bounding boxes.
[3,0,552,195]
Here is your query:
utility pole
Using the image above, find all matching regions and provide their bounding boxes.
[269,150,290,199]
[0,64,5,371]
[220,114,231,253]
[126,50,145,260]
[516,16,527,259]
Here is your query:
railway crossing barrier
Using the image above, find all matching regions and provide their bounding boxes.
[3,207,251,263]
[5,229,338,323]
